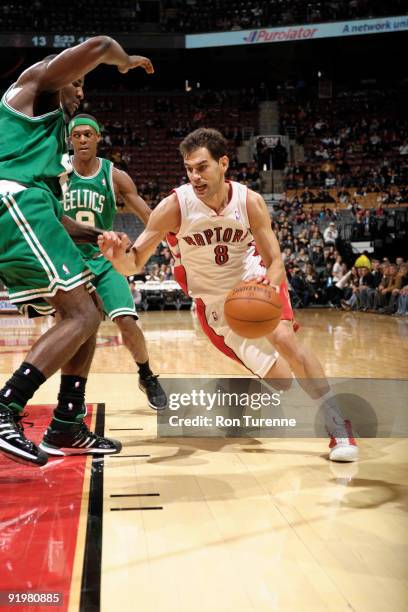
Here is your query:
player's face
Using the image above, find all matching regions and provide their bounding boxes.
[60,77,84,116]
[70,125,101,161]
[184,147,229,200]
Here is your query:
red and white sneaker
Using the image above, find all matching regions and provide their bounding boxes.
[328,420,358,462]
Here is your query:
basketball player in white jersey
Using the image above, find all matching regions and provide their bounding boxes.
[99,128,358,462]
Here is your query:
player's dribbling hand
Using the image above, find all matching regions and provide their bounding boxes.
[245,275,280,292]
[118,55,154,74]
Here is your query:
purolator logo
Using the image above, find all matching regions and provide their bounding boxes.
[244,27,319,44]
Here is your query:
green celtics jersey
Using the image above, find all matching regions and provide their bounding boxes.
[62,157,116,259]
[0,84,67,196]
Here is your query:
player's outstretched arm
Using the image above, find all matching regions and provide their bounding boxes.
[247,190,285,288]
[61,215,130,246]
[61,215,103,243]
[18,37,153,93]
[98,193,180,275]
[112,168,151,225]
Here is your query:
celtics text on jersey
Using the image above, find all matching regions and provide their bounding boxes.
[62,157,116,259]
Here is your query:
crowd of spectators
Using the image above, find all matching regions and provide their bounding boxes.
[271,201,408,315]
[84,88,259,200]
[130,188,408,317]
[339,259,408,315]
[160,0,407,34]
[2,0,405,34]
[86,85,408,314]
[280,89,408,194]
[0,1,150,33]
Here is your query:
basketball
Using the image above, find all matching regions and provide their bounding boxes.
[224,281,283,338]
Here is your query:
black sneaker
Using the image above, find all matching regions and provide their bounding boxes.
[0,406,48,466]
[39,420,122,456]
[139,375,167,410]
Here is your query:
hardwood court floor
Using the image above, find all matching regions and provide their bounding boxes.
[0,309,407,611]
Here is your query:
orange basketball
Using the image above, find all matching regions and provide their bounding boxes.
[224,281,283,338]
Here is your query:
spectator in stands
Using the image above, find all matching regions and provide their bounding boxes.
[159,246,173,266]
[295,247,310,271]
[304,264,323,304]
[300,187,315,204]
[399,140,408,156]
[309,229,324,249]
[288,267,310,307]
[310,245,325,268]
[146,263,161,281]
[130,281,143,308]
[321,260,344,307]
[271,139,288,170]
[340,266,362,310]
[370,260,383,288]
[255,137,270,171]
[372,264,402,312]
[355,267,376,311]
[338,187,351,204]
[315,188,335,203]
[323,222,338,245]
[395,284,408,316]
[385,263,408,314]
[355,250,372,270]
[159,263,173,281]
[282,247,295,266]
[237,165,250,183]
[332,255,343,283]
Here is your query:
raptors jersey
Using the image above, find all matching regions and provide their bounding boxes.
[170,181,264,304]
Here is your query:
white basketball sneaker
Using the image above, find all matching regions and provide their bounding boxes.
[328,419,358,462]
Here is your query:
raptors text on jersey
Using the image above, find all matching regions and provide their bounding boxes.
[168,181,266,303]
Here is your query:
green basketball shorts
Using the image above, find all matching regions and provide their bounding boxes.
[86,255,137,321]
[0,184,94,315]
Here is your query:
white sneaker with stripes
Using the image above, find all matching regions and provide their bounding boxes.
[0,406,48,466]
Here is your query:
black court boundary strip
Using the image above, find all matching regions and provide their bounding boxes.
[79,403,105,612]
[111,506,163,511]
[110,493,160,498]
[110,454,151,458]
[108,428,143,431]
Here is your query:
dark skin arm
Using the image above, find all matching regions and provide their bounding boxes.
[61,216,130,249]
[8,36,154,116]
[60,215,103,244]
[113,167,151,226]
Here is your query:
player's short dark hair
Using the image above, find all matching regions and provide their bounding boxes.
[179,128,228,161]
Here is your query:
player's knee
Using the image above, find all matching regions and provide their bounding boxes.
[67,297,101,336]
[271,327,297,358]
[274,329,308,370]
[264,356,293,390]
[115,315,137,333]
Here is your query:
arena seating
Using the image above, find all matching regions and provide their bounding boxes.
[87,90,258,197]
[2,0,405,33]
[91,84,408,312]
[279,89,408,194]
[160,0,407,33]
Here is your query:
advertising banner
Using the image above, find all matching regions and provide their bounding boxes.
[186,15,408,49]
